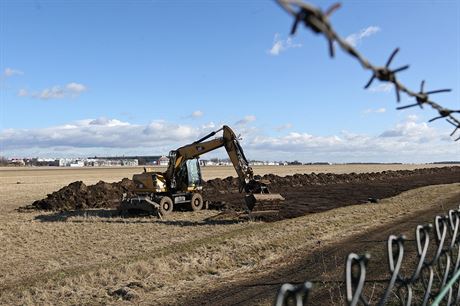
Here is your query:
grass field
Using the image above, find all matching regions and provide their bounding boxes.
[0,164,459,305]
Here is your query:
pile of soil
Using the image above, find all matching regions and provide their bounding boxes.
[22,167,460,219]
[204,167,459,190]
[26,178,135,211]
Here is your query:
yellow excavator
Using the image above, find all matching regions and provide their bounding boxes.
[119,125,284,217]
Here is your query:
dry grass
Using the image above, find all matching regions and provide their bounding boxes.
[1,164,459,305]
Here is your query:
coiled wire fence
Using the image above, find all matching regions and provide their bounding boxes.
[275,0,460,141]
[272,1,460,304]
[274,206,460,306]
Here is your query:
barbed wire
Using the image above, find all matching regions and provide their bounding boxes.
[275,0,460,141]
[275,206,460,305]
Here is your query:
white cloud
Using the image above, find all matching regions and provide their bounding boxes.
[183,110,204,119]
[35,86,66,99]
[66,82,87,93]
[142,121,197,141]
[202,122,216,129]
[17,89,29,97]
[88,117,129,127]
[268,33,302,56]
[191,110,203,118]
[379,118,436,139]
[19,82,87,100]
[407,114,419,122]
[4,68,23,77]
[275,123,293,131]
[0,118,207,152]
[368,83,392,93]
[345,26,380,47]
[363,108,386,114]
[235,115,256,125]
[246,116,457,163]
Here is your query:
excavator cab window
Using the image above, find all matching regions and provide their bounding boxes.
[186,159,201,187]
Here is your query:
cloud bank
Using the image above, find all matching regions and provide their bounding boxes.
[1,116,457,163]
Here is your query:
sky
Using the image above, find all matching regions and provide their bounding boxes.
[1,0,459,163]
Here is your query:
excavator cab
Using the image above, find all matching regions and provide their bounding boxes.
[186,159,202,189]
[176,158,202,191]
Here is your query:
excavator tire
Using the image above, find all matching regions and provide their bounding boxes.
[159,196,174,215]
[190,193,203,211]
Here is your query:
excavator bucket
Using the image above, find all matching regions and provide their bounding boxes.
[245,193,285,213]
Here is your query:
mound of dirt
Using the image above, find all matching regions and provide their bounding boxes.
[21,167,460,216]
[204,166,460,190]
[24,178,135,211]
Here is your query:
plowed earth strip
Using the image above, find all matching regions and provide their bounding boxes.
[205,167,460,221]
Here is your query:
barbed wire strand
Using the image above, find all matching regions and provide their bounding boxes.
[276,0,460,141]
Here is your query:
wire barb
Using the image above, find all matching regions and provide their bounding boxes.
[289,2,341,57]
[397,80,452,110]
[276,0,460,141]
[363,48,409,102]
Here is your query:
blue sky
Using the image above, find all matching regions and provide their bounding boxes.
[1,0,459,162]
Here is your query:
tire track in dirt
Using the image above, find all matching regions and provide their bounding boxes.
[180,191,460,306]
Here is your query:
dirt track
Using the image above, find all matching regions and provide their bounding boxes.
[180,191,460,306]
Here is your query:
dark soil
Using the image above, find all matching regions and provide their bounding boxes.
[203,166,460,221]
[21,167,460,220]
[22,178,135,211]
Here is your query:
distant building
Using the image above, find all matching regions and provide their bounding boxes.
[121,159,138,167]
[92,155,160,166]
[158,156,169,166]
[69,160,84,167]
[9,158,25,166]
[59,158,73,167]
[57,158,139,167]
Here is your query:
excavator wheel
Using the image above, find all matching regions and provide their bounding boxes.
[190,193,203,211]
[159,196,174,215]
